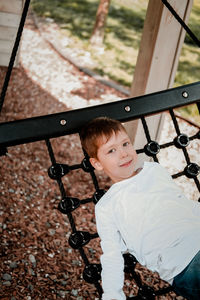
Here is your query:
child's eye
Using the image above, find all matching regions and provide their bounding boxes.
[123,141,130,147]
[108,148,115,154]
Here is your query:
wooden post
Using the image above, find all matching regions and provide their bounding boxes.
[0,0,24,67]
[125,0,193,165]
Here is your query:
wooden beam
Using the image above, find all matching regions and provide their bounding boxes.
[0,52,18,67]
[0,26,18,40]
[125,0,194,166]
[0,0,23,14]
[0,1,24,67]
[0,12,21,27]
[130,0,194,96]
[0,39,16,53]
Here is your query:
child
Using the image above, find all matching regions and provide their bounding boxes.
[80,117,200,300]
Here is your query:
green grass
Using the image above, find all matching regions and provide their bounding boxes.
[31,0,147,86]
[31,0,200,123]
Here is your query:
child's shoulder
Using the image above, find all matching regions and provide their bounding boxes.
[143,161,165,172]
[95,182,123,210]
[95,162,167,210]
[143,161,172,182]
[144,161,159,168]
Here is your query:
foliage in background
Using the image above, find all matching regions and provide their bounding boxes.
[31,0,200,123]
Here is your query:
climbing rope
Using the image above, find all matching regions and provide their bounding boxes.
[0,0,31,113]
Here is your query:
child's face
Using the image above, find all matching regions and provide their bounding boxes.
[90,130,138,183]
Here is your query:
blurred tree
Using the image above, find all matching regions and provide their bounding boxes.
[90,0,111,46]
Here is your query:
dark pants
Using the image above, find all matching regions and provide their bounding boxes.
[172,250,200,300]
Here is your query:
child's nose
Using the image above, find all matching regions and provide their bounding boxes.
[119,148,128,158]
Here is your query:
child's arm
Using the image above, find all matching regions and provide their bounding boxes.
[96,205,126,300]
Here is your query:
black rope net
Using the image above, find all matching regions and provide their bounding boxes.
[44,109,199,299]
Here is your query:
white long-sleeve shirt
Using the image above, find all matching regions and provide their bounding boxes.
[95,162,200,300]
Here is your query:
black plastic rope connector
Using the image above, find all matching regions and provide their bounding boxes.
[58,197,80,214]
[174,133,190,149]
[83,263,102,284]
[184,163,200,178]
[123,253,137,273]
[68,231,91,249]
[81,157,94,172]
[93,189,106,204]
[144,141,160,156]
[48,163,70,179]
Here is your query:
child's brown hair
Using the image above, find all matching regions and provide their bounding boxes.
[80,117,126,158]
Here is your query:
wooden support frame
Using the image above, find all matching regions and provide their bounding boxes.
[0,0,24,67]
[126,0,194,157]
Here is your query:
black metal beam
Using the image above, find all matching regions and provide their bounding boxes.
[0,81,199,148]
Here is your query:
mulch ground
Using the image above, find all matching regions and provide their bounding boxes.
[0,12,189,300]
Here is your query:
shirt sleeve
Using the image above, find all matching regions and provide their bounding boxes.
[156,162,200,214]
[95,205,126,300]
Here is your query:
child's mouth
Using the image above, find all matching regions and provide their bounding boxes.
[120,160,133,167]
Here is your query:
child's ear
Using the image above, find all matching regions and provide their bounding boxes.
[89,157,103,171]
